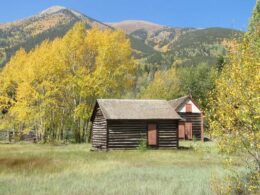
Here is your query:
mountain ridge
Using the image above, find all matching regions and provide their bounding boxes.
[0,6,243,68]
[107,20,166,34]
[0,6,113,66]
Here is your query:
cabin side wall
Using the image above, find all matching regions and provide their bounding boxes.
[107,120,146,149]
[92,107,107,150]
[158,120,178,148]
[107,120,178,149]
[178,113,202,139]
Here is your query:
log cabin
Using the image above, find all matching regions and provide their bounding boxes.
[169,95,204,141]
[90,99,182,150]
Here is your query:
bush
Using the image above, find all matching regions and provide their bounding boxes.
[193,135,197,142]
[211,171,260,195]
[137,138,148,151]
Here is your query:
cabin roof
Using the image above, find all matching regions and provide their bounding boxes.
[168,95,202,113]
[95,99,182,120]
[168,95,190,110]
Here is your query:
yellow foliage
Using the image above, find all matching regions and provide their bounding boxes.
[140,68,179,99]
[208,2,260,177]
[0,22,136,142]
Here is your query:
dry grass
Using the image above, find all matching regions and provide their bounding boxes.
[0,141,237,195]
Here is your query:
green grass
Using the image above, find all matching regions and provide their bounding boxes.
[0,141,235,195]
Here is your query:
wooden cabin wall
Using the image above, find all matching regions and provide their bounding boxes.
[107,120,178,149]
[107,120,147,149]
[178,113,201,139]
[92,107,107,150]
[158,120,178,148]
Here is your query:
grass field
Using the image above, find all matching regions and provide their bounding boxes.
[0,141,236,195]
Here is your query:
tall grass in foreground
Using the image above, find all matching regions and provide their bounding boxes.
[0,142,240,195]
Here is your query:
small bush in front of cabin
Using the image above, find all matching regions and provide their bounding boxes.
[193,135,197,142]
[137,138,148,151]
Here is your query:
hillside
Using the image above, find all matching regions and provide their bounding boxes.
[107,20,165,34]
[108,20,195,52]
[0,6,108,67]
[110,20,243,66]
[168,27,242,66]
[0,6,154,67]
[0,6,243,68]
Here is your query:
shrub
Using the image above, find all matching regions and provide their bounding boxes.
[211,171,260,195]
[193,135,197,142]
[137,138,148,151]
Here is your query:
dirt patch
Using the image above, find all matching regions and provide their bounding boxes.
[0,157,51,169]
[0,157,66,173]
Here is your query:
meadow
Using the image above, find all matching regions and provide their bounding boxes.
[0,141,237,195]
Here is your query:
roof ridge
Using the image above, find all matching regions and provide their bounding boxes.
[169,95,190,101]
[97,99,167,101]
[168,95,191,110]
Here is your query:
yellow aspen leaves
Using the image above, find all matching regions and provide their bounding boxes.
[0,22,136,142]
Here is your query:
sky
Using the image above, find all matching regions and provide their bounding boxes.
[0,0,257,31]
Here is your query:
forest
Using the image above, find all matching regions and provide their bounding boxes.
[0,25,136,143]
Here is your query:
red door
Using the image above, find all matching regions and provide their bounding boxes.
[185,122,193,140]
[148,124,157,145]
[178,122,185,139]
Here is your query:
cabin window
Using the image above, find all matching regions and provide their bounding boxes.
[186,104,192,113]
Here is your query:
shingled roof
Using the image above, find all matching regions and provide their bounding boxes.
[95,99,181,120]
[168,95,190,110]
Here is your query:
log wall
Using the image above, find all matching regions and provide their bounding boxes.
[178,113,202,139]
[92,107,107,150]
[107,120,178,149]
[158,120,178,148]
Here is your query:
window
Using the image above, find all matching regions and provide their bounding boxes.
[186,104,192,113]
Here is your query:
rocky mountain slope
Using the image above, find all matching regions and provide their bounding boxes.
[109,20,242,66]
[109,20,242,52]
[107,20,165,34]
[0,6,110,67]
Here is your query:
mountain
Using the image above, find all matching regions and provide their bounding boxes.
[109,20,243,66]
[108,20,194,52]
[107,20,165,34]
[0,6,158,67]
[0,6,243,68]
[0,6,113,67]
[109,20,242,52]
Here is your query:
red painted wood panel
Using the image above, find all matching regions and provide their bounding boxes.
[186,104,192,113]
[148,124,157,145]
[185,122,193,139]
[178,122,185,139]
